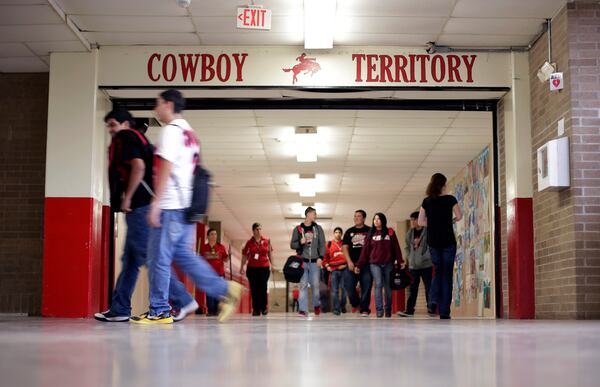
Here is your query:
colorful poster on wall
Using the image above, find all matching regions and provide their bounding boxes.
[449,146,495,318]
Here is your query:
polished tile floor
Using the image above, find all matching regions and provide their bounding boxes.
[1,314,599,387]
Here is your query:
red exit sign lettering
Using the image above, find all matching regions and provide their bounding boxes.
[237,6,271,30]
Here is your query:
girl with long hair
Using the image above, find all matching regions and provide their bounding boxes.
[419,173,463,319]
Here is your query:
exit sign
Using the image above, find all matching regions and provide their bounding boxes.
[237,6,272,30]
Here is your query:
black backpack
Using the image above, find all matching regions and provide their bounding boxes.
[184,164,211,223]
[390,266,413,290]
[283,255,304,283]
[170,124,212,224]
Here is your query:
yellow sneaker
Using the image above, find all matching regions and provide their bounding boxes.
[130,311,173,325]
[218,282,243,322]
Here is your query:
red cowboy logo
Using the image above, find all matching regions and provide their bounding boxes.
[282,53,321,84]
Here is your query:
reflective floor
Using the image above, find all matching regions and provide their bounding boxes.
[1,314,599,387]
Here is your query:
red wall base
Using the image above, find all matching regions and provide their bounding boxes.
[507,197,535,319]
[42,197,104,317]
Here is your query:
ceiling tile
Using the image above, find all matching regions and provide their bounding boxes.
[83,32,200,45]
[0,24,76,42]
[199,32,303,46]
[334,33,438,46]
[0,4,62,25]
[443,17,543,36]
[59,0,188,16]
[452,0,567,18]
[71,15,196,33]
[437,33,533,47]
[26,40,86,56]
[337,0,456,17]
[0,42,33,57]
[336,16,446,34]
[0,56,48,71]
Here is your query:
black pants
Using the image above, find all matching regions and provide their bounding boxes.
[246,267,270,313]
[405,267,433,314]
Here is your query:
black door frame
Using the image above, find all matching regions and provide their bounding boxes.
[108,87,505,318]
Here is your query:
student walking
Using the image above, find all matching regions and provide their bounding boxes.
[241,223,273,316]
[342,210,373,316]
[95,109,189,322]
[290,206,326,317]
[324,227,347,315]
[131,89,241,324]
[398,211,433,317]
[200,228,229,316]
[356,213,404,318]
[419,173,463,320]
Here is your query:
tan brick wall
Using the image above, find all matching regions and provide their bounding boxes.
[529,5,580,319]
[0,73,48,315]
[568,1,600,319]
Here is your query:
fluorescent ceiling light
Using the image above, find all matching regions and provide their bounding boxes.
[298,173,316,197]
[304,0,336,49]
[295,126,318,162]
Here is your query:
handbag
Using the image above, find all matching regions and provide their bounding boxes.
[283,255,304,283]
[390,265,413,290]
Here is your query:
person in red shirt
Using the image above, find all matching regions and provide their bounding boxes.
[324,227,347,315]
[356,213,405,318]
[200,228,229,316]
[241,223,273,316]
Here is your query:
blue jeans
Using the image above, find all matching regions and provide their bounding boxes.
[299,261,321,312]
[330,270,345,312]
[110,205,187,316]
[147,210,228,316]
[429,245,457,318]
[343,267,373,313]
[370,263,393,314]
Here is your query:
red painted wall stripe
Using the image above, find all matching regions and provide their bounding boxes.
[507,198,535,319]
[42,197,104,317]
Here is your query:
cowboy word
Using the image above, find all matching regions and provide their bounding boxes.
[147,53,249,82]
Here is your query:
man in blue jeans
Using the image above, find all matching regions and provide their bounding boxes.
[95,109,196,323]
[290,207,326,317]
[342,210,372,316]
[131,89,241,324]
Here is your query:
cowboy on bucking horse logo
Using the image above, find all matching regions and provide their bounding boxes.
[282,53,321,84]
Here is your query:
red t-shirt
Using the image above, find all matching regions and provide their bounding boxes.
[200,242,228,276]
[324,239,346,268]
[243,236,272,268]
[292,288,299,299]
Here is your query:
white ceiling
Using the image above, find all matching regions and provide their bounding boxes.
[142,109,492,265]
[0,0,567,72]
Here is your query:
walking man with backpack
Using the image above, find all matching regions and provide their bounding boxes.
[398,211,434,317]
[290,206,326,317]
[95,109,191,322]
[130,89,241,324]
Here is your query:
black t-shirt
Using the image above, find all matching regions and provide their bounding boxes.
[413,228,423,239]
[342,225,371,263]
[108,130,154,211]
[422,195,458,248]
[300,224,315,245]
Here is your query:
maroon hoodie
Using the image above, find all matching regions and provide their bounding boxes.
[356,228,404,268]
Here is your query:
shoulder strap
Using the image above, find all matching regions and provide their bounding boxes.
[122,128,149,146]
[120,129,155,198]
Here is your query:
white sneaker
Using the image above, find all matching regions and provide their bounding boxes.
[173,300,199,322]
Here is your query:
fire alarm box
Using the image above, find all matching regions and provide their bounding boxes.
[537,137,570,191]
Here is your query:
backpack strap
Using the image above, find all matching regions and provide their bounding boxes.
[119,129,155,197]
